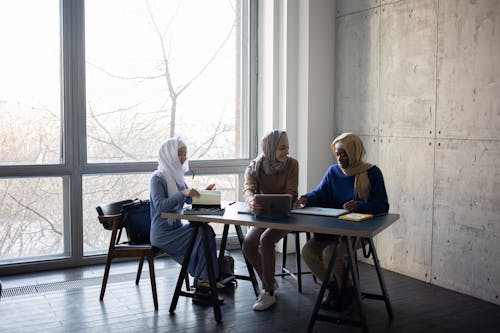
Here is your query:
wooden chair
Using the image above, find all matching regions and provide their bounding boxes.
[97,199,190,310]
[275,231,317,292]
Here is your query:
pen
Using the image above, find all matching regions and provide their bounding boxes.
[228,201,236,205]
[237,211,254,215]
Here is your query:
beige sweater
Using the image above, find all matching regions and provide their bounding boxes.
[243,157,299,203]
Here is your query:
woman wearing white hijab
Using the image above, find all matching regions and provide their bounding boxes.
[150,137,220,289]
[242,130,299,311]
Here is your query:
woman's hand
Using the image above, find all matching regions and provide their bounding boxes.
[248,197,262,214]
[205,183,216,191]
[294,196,308,209]
[182,188,200,198]
[343,200,358,211]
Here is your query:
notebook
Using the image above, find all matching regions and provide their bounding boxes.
[290,206,349,217]
[338,213,373,221]
[254,194,292,220]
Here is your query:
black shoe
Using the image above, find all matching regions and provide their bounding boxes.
[321,286,355,312]
[337,286,355,312]
[320,284,339,310]
[192,289,224,306]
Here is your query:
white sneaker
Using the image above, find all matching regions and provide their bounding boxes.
[253,291,276,311]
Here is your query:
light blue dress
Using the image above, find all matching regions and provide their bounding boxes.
[149,170,219,280]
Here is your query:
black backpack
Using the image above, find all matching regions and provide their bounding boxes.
[122,199,151,245]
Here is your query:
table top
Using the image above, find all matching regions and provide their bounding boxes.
[161,202,399,238]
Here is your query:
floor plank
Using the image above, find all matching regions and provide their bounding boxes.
[1,251,499,333]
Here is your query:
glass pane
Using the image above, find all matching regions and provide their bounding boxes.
[85,0,246,163]
[82,173,150,255]
[83,173,239,255]
[0,177,64,262]
[0,1,61,165]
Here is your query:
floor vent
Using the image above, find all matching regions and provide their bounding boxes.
[1,270,161,298]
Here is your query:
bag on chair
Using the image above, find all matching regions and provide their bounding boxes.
[122,199,151,245]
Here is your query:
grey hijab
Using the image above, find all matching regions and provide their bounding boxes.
[249,130,288,177]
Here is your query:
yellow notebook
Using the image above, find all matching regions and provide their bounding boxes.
[338,213,374,222]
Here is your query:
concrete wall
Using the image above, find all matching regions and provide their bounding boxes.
[335,0,500,305]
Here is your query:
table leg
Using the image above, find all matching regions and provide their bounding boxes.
[234,224,260,297]
[200,223,222,323]
[345,236,369,333]
[169,222,199,313]
[218,224,230,268]
[306,237,339,333]
[369,238,394,320]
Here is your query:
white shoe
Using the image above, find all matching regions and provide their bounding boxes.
[253,291,276,311]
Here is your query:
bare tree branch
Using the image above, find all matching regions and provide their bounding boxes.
[177,19,236,96]
[6,193,62,236]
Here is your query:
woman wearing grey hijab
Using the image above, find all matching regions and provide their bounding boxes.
[242,130,299,311]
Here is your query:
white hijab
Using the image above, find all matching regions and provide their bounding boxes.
[157,137,189,198]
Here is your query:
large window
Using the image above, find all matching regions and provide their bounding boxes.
[85,0,247,162]
[0,0,257,272]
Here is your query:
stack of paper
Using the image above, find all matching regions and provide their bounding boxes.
[192,190,221,208]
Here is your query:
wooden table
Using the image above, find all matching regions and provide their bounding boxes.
[162,202,399,332]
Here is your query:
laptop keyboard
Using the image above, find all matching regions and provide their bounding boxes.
[183,208,225,216]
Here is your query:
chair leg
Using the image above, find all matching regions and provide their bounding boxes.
[282,234,288,274]
[100,255,113,301]
[136,256,145,285]
[306,232,318,284]
[295,232,302,293]
[185,275,191,291]
[147,254,159,310]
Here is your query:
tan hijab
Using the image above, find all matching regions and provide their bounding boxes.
[331,133,372,201]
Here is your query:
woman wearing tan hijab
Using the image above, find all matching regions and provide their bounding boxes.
[296,133,389,310]
[242,130,299,311]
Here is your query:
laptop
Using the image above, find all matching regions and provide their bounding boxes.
[254,194,292,219]
[290,206,349,217]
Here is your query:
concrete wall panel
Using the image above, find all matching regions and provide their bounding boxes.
[336,0,379,17]
[335,8,380,136]
[437,0,500,140]
[432,139,500,304]
[375,137,434,281]
[361,134,379,165]
[335,0,500,305]
[380,0,437,138]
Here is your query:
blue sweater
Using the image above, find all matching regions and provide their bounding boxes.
[304,164,389,215]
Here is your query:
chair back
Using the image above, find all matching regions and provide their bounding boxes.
[96,199,133,230]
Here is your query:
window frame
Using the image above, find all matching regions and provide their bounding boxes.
[0,0,258,275]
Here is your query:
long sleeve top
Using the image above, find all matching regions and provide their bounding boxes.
[303,164,389,215]
[243,157,299,203]
[149,170,188,234]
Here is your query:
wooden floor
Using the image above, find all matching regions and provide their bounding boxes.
[1,251,499,333]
